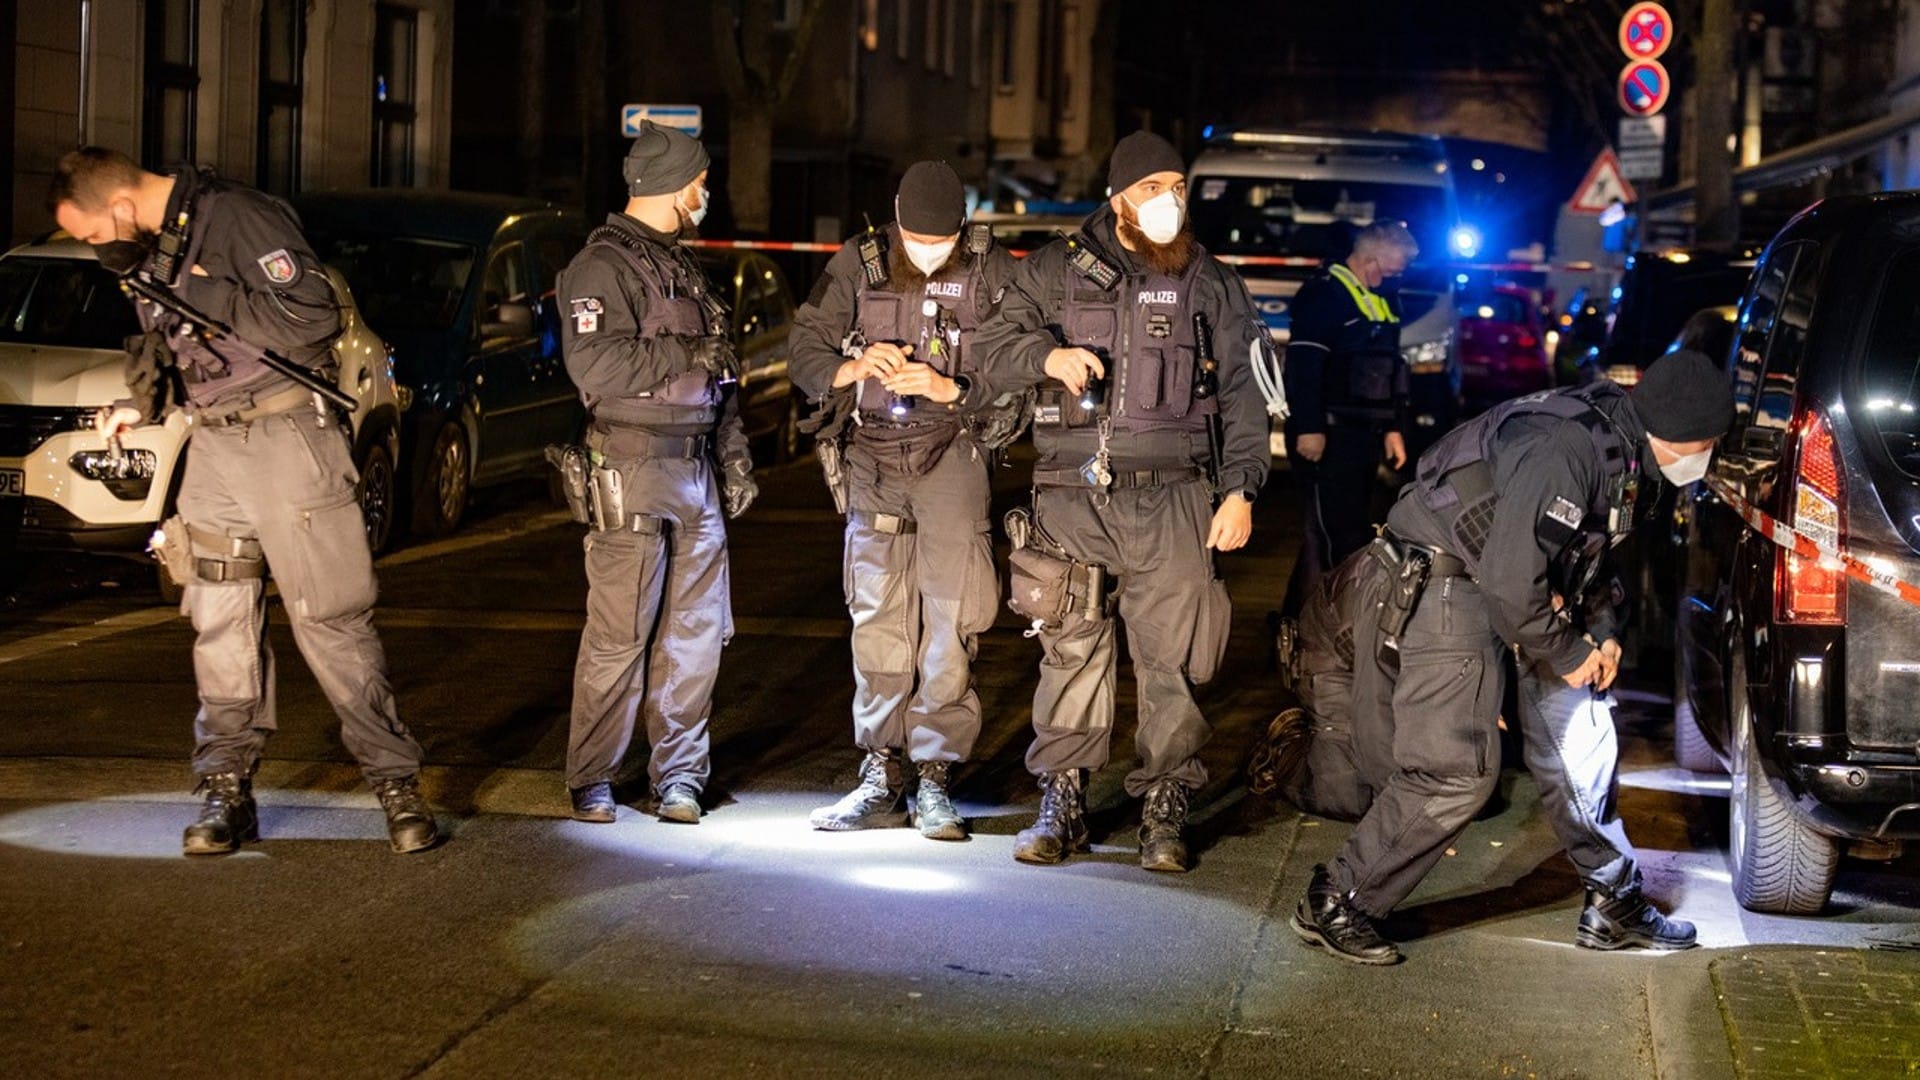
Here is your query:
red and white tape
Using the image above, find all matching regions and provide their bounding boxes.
[1706,476,1920,609]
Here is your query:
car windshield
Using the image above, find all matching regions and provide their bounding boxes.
[0,256,142,350]
[305,234,477,333]
[1857,247,1920,479]
[1189,175,1450,265]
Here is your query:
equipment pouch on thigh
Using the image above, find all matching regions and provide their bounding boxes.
[150,515,195,588]
[816,438,850,515]
[1187,576,1233,685]
[545,444,593,525]
[588,464,626,532]
[1007,545,1077,633]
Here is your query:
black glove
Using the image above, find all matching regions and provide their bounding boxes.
[123,330,180,420]
[721,458,758,519]
[688,335,739,379]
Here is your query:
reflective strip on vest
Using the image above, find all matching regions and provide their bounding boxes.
[1329,264,1398,324]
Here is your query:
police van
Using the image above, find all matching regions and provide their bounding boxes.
[1188,128,1468,457]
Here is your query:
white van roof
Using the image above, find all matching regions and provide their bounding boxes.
[1192,128,1451,188]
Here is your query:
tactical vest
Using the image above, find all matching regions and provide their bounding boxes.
[852,248,989,422]
[582,225,722,429]
[1409,383,1640,579]
[1314,264,1405,425]
[1042,237,1218,436]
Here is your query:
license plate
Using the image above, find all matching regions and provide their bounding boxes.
[0,468,22,498]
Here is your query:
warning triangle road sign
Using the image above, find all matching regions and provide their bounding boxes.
[1570,148,1637,214]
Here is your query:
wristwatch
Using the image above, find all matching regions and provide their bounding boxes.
[1238,489,1258,504]
[947,373,973,408]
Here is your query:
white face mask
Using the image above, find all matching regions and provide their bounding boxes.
[901,235,956,277]
[1126,190,1185,245]
[1658,447,1713,486]
[682,186,710,227]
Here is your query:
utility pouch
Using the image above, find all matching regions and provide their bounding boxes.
[1006,545,1078,631]
[1378,546,1432,652]
[588,464,626,532]
[816,437,851,515]
[1274,616,1303,694]
[149,515,195,589]
[1188,576,1232,685]
[545,444,593,525]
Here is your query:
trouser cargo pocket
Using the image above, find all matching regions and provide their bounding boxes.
[277,490,378,622]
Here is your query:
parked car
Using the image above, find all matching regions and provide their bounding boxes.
[1549,285,1609,385]
[692,248,805,463]
[296,192,587,536]
[1675,193,1920,914]
[1457,282,1550,412]
[1580,248,1759,387]
[0,236,406,595]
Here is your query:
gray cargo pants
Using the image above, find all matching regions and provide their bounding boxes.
[843,430,997,763]
[1329,574,1506,918]
[1515,656,1637,894]
[176,402,423,783]
[565,441,731,794]
[1027,477,1218,797]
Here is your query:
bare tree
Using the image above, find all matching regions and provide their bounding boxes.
[711,0,831,235]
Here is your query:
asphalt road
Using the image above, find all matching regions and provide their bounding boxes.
[5,454,1920,1079]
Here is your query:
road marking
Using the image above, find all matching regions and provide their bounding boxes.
[375,510,574,569]
[367,608,851,639]
[0,606,181,667]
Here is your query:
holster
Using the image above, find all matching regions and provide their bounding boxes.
[587,463,625,532]
[1003,506,1110,634]
[149,515,196,590]
[816,437,850,515]
[545,444,592,525]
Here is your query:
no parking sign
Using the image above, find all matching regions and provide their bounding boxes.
[1618,61,1671,117]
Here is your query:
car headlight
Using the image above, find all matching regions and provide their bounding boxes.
[69,448,158,500]
[1402,333,1452,373]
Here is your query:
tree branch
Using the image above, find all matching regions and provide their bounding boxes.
[711,1,751,101]
[774,0,832,106]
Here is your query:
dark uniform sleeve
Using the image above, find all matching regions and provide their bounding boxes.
[715,386,750,469]
[1479,421,1604,675]
[557,246,699,399]
[188,189,341,356]
[1207,260,1273,497]
[788,239,863,402]
[968,241,1071,404]
[1281,276,1341,437]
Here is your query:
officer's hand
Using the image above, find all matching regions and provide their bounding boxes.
[1043,347,1105,396]
[1596,638,1623,692]
[860,341,913,379]
[832,356,878,388]
[1207,495,1254,552]
[690,336,738,377]
[1294,433,1326,462]
[1562,647,1607,689]
[96,405,143,439]
[1384,430,1408,470]
[882,363,960,404]
[721,459,758,519]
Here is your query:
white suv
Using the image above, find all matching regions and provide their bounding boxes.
[0,238,406,596]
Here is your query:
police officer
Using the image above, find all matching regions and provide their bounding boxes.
[789,162,1020,840]
[1278,223,1416,618]
[56,147,439,856]
[971,131,1271,872]
[557,122,757,825]
[1290,351,1729,964]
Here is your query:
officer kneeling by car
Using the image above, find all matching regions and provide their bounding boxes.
[1274,351,1731,965]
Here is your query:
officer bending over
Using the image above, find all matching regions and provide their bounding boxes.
[59,147,439,855]
[1290,351,1730,965]
[789,162,1022,841]
[971,131,1272,873]
[556,122,756,825]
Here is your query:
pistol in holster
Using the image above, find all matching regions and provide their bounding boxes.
[545,444,593,525]
[1375,540,1433,654]
[816,437,851,515]
[587,460,626,532]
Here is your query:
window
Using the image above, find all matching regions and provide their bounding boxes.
[142,0,199,168]
[257,0,305,196]
[479,244,531,341]
[1756,245,1819,433]
[1857,248,1920,477]
[1732,245,1796,420]
[925,0,941,70]
[371,5,419,187]
[944,0,958,76]
[0,258,144,350]
[861,0,879,51]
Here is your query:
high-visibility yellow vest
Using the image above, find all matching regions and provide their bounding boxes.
[1329,263,1398,324]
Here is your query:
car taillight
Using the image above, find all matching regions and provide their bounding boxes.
[1776,407,1845,625]
[1514,332,1538,350]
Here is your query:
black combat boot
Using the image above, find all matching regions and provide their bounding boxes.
[569,781,617,823]
[373,776,441,853]
[1289,863,1402,965]
[1576,885,1698,951]
[182,772,258,856]
[1247,707,1311,797]
[809,750,905,830]
[1012,770,1088,865]
[911,761,967,841]
[1138,778,1192,872]
[655,782,703,824]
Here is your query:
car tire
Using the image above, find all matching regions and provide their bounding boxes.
[1728,652,1839,915]
[1673,653,1723,774]
[356,437,398,555]
[775,390,805,464]
[411,420,470,538]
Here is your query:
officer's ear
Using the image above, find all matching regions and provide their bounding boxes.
[1108,189,1127,218]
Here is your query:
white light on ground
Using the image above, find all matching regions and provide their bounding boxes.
[845,865,964,892]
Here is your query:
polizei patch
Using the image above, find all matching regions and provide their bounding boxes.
[256,249,298,285]
[570,297,604,334]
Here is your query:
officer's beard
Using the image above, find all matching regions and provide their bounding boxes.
[1116,204,1195,276]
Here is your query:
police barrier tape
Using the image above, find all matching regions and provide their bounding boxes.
[1705,475,1920,609]
[681,238,1596,275]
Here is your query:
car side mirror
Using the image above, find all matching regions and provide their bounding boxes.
[482,300,534,340]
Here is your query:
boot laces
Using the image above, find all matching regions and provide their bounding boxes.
[376,777,426,817]
[1034,771,1083,831]
[1144,780,1189,824]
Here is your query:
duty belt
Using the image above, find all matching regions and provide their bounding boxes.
[1032,465,1204,490]
[1378,528,1468,580]
[849,510,916,535]
[191,386,315,428]
[594,427,711,461]
[186,525,266,581]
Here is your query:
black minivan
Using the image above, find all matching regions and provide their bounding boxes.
[1676,192,1920,914]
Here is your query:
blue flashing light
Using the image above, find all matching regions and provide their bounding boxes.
[1448,224,1483,260]
[1455,273,1470,286]
[1202,124,1215,140]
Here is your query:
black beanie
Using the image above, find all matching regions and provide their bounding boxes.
[1632,350,1735,442]
[896,161,966,235]
[1107,130,1186,195]
[622,121,710,197]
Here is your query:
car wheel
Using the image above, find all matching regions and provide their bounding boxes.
[1727,651,1839,914]
[1673,651,1722,774]
[775,391,804,464]
[356,438,398,554]
[411,421,470,538]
